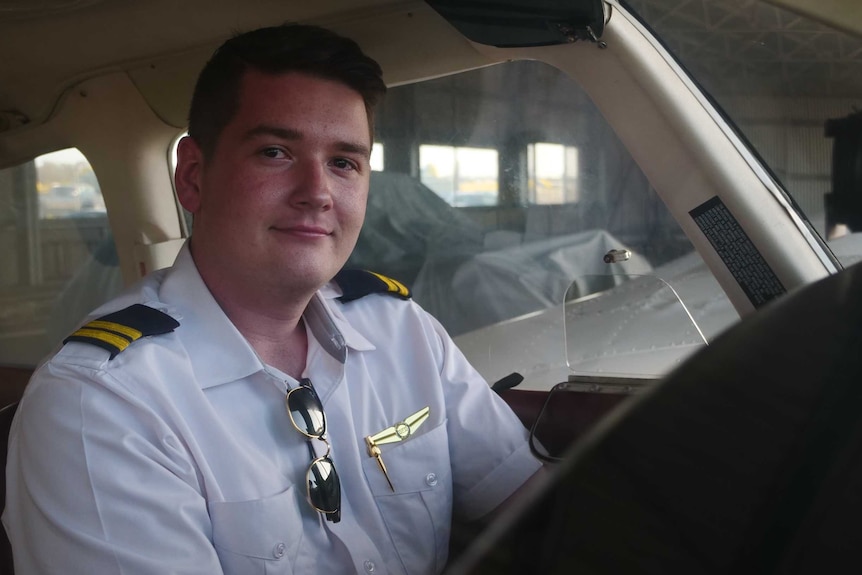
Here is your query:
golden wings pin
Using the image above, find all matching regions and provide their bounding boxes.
[364,406,431,492]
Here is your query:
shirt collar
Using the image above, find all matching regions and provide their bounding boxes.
[317,282,376,353]
[159,243,375,390]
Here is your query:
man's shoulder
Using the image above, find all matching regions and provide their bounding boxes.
[333,269,411,303]
[327,270,452,351]
[51,268,181,366]
[63,303,180,360]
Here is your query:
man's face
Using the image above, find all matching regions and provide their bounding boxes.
[176,70,371,299]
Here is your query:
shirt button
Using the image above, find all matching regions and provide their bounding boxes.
[425,472,438,487]
[364,559,376,572]
[273,542,286,559]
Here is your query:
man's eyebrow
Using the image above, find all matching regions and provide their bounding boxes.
[244,125,303,141]
[244,125,371,158]
[336,141,372,159]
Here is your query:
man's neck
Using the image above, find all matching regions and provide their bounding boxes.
[215,292,314,379]
[195,267,318,380]
[245,320,310,378]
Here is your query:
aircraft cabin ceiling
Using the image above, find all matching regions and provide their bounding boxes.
[0,0,860,145]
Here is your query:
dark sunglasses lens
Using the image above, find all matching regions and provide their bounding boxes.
[308,458,341,517]
[288,387,326,437]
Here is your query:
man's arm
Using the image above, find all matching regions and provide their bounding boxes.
[480,464,549,524]
[3,362,224,575]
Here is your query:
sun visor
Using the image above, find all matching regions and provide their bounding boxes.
[423,0,607,47]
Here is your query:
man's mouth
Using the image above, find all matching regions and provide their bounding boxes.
[272,224,331,237]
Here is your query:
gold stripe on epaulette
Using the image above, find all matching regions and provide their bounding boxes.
[370,272,409,298]
[86,320,143,340]
[70,328,131,352]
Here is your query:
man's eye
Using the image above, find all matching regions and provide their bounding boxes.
[332,158,357,171]
[261,148,286,159]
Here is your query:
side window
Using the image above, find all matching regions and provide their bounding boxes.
[626,0,862,260]
[527,143,580,205]
[370,142,384,171]
[0,149,120,367]
[358,60,739,386]
[419,145,499,206]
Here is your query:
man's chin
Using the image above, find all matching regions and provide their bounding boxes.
[273,261,342,293]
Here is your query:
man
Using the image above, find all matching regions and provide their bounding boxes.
[3,24,542,574]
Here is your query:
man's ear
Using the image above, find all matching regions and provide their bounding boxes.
[175,136,204,213]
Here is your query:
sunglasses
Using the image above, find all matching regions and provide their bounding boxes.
[285,378,341,523]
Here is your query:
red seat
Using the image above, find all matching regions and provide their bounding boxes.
[0,401,18,575]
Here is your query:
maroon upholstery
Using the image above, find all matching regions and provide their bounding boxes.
[0,401,18,575]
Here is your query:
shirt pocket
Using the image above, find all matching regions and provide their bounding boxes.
[208,485,303,575]
[361,419,452,575]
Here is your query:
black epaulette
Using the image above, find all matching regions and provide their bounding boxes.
[63,304,180,359]
[334,269,411,303]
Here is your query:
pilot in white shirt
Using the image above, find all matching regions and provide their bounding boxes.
[4,244,541,575]
[3,22,543,575]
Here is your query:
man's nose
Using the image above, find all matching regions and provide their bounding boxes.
[289,161,333,209]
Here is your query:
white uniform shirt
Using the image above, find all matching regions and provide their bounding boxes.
[3,244,541,575]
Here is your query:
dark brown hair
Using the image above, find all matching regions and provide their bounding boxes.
[187,23,386,157]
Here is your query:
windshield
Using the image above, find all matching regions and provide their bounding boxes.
[625,0,862,253]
